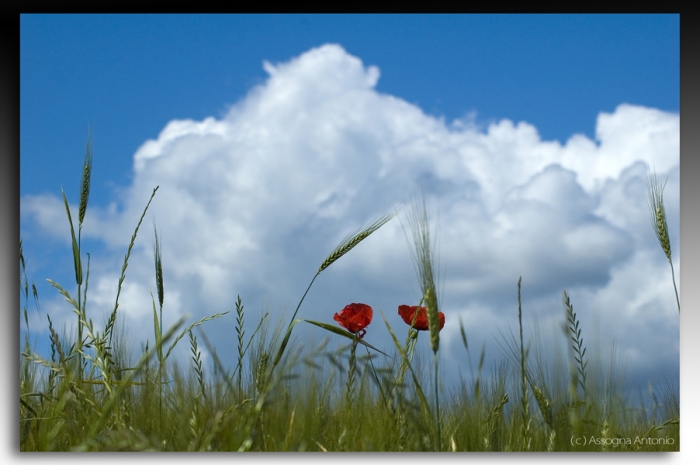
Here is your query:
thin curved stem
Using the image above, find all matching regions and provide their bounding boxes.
[289,273,318,324]
[670,261,680,314]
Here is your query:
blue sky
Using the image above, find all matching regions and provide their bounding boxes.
[20,14,679,393]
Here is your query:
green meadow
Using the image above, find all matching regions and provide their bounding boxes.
[19,136,679,452]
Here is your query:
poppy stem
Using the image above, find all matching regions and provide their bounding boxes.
[346,335,359,410]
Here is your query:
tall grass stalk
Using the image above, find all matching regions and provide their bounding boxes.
[58,130,93,381]
[189,330,207,402]
[564,290,589,439]
[517,277,531,451]
[647,168,680,313]
[153,221,165,429]
[564,291,588,399]
[235,295,245,400]
[405,194,442,450]
[106,186,160,347]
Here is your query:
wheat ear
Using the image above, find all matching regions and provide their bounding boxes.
[405,193,442,449]
[317,207,399,274]
[647,168,680,313]
[564,290,588,398]
[531,384,554,430]
[405,194,440,353]
[153,221,164,311]
[78,129,93,228]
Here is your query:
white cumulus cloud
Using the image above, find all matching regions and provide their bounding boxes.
[21,44,679,389]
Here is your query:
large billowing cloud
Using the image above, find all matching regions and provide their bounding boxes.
[22,44,679,389]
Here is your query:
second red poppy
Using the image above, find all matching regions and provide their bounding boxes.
[398,304,445,331]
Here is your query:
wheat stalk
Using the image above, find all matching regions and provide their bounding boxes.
[78,129,93,228]
[647,168,680,313]
[151,222,166,432]
[235,295,245,400]
[405,193,442,449]
[517,277,531,451]
[405,194,440,353]
[256,351,269,398]
[531,384,554,430]
[106,186,159,345]
[162,311,230,363]
[317,207,399,274]
[564,290,588,398]
[189,330,207,402]
[153,221,164,311]
[647,170,672,261]
[484,393,509,451]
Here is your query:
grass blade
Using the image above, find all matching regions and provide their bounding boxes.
[163,312,230,362]
[303,320,389,356]
[106,186,159,345]
[61,189,82,287]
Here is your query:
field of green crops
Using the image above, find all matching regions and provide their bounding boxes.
[19,137,679,452]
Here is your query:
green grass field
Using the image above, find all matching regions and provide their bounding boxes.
[19,136,679,452]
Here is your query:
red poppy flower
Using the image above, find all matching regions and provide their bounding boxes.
[398,305,445,331]
[334,303,373,339]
